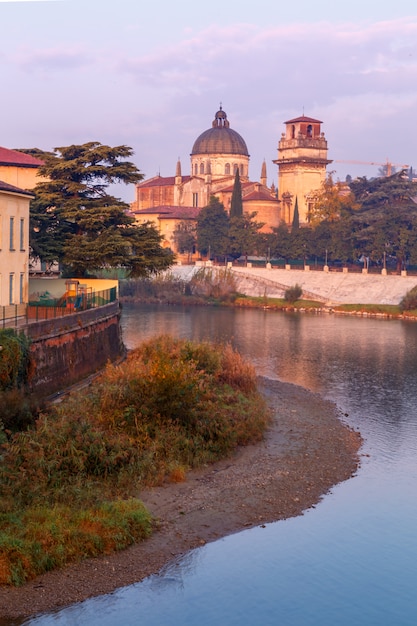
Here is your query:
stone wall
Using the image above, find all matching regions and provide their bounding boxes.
[28,302,125,397]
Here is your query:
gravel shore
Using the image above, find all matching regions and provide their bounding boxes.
[0,377,362,621]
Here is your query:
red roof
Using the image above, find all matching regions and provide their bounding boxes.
[133,205,200,219]
[137,175,192,188]
[0,146,44,167]
[285,115,322,124]
[244,189,279,202]
[0,179,34,196]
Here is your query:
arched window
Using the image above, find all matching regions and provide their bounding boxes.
[239,164,243,176]
[225,163,230,175]
[200,163,204,175]
[307,125,313,137]
[233,164,238,174]
[194,164,198,175]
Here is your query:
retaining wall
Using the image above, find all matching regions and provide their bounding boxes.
[28,302,125,397]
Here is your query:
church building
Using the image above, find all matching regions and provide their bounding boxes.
[130,107,330,256]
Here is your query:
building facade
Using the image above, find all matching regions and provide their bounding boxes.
[0,181,32,307]
[131,108,331,255]
[275,116,331,225]
[0,147,46,190]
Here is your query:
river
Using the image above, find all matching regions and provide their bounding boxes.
[23,304,417,625]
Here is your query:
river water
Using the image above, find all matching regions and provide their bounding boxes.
[23,304,417,625]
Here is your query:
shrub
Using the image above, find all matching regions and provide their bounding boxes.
[0,389,44,433]
[284,284,303,303]
[189,268,237,301]
[0,329,33,391]
[399,286,417,312]
[0,336,270,584]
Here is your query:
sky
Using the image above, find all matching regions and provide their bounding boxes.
[1,0,417,202]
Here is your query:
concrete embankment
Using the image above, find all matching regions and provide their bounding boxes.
[169,265,417,306]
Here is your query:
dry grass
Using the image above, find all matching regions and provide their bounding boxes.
[0,336,270,585]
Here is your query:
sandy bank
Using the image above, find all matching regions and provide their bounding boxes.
[0,377,362,621]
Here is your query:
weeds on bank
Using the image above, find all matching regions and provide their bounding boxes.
[0,336,270,585]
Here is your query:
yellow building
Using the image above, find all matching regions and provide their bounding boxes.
[0,180,32,308]
[0,146,46,190]
[131,108,332,253]
[275,115,332,225]
[131,107,281,255]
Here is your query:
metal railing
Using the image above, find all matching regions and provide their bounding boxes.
[1,287,118,330]
[27,287,118,321]
[0,304,27,329]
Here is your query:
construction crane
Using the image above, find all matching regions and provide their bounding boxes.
[334,159,409,177]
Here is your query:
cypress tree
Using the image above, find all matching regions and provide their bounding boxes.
[291,197,300,233]
[230,169,243,218]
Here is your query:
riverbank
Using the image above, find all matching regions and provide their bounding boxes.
[0,377,362,621]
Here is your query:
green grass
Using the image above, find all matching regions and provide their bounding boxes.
[233,295,324,310]
[0,336,270,585]
[333,303,402,315]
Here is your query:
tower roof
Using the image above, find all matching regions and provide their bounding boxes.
[191,107,249,157]
[284,115,323,125]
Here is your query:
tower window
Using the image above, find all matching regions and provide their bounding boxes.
[291,125,296,139]
[233,164,238,174]
[239,164,243,176]
[225,163,230,175]
[194,164,198,175]
[307,125,313,137]
[200,163,204,175]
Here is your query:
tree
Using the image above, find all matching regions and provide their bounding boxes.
[230,169,243,218]
[173,221,197,262]
[196,197,230,259]
[291,197,300,233]
[308,173,358,227]
[349,172,417,269]
[30,142,174,276]
[228,213,264,260]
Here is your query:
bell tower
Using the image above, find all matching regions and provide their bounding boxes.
[274,116,332,225]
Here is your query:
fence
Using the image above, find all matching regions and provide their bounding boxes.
[1,287,118,330]
[0,304,27,329]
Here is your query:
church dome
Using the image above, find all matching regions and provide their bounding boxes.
[191,107,249,156]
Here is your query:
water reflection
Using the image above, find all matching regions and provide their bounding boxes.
[20,304,417,625]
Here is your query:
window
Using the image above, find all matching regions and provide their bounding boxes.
[9,273,14,305]
[239,164,244,176]
[194,164,198,175]
[199,163,204,175]
[307,125,313,137]
[192,193,198,207]
[19,273,24,304]
[225,163,230,175]
[20,218,25,250]
[9,217,14,250]
[233,164,238,174]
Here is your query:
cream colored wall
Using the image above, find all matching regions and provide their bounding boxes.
[0,190,30,306]
[190,153,249,182]
[0,165,47,191]
[133,212,192,255]
[244,200,281,233]
[278,164,326,224]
